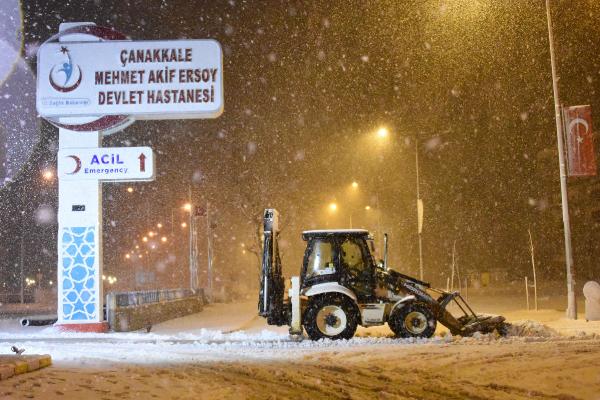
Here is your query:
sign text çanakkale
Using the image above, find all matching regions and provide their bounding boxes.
[37,40,223,119]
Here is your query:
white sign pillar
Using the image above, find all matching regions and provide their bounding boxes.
[55,23,106,332]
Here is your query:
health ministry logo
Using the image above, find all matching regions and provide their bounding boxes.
[49,46,82,93]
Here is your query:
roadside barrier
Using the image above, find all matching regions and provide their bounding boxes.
[106,288,205,332]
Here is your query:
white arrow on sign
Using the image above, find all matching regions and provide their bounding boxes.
[57,146,155,181]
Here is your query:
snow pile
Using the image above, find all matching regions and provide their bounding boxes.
[505,320,559,338]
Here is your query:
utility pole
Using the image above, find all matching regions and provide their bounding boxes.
[20,229,25,304]
[188,185,198,292]
[205,200,213,299]
[375,194,383,257]
[528,227,538,311]
[546,0,576,319]
[171,208,175,236]
[450,240,456,291]
[416,136,424,280]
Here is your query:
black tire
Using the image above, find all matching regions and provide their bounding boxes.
[496,322,510,337]
[388,302,436,338]
[303,294,359,340]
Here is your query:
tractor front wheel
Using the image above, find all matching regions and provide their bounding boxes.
[303,294,359,340]
[389,302,436,338]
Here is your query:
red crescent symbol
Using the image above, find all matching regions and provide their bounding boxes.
[49,65,82,93]
[66,155,82,174]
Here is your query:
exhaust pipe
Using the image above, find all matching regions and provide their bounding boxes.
[384,233,389,271]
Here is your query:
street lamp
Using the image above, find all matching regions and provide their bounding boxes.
[377,127,389,139]
[41,169,54,181]
[329,202,337,212]
[546,0,576,319]
[374,126,424,280]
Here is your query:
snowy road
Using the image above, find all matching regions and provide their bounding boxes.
[1,302,599,399]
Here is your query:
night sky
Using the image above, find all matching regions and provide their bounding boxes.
[1,0,600,297]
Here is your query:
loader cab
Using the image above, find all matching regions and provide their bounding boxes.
[301,230,377,302]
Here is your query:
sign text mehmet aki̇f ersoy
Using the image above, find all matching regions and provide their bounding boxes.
[96,47,219,106]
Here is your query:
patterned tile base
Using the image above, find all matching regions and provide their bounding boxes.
[60,226,98,321]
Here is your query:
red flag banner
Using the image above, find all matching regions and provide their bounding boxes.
[563,105,597,177]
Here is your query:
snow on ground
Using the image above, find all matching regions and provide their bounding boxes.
[1,300,600,399]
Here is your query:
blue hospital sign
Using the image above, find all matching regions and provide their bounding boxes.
[57,146,155,181]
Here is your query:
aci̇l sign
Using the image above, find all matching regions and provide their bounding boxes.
[57,147,154,181]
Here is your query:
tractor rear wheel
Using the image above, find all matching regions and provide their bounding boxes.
[388,302,436,338]
[303,294,359,340]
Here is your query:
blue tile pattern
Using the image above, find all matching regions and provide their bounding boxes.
[61,226,97,321]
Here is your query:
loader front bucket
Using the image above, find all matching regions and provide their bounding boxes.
[435,291,508,336]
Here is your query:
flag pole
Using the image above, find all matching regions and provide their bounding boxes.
[546,0,577,319]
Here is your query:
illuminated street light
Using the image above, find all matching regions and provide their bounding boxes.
[135,245,139,249]
[42,169,54,180]
[376,127,389,139]
[181,222,187,228]
[138,254,143,259]
[142,236,148,242]
[148,231,155,237]
[365,205,371,210]
[183,203,192,212]
[161,236,167,243]
[127,187,134,193]
[157,223,163,229]
[125,254,131,259]
[329,202,337,212]
[351,181,358,189]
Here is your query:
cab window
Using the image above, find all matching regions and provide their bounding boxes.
[305,239,335,278]
[340,239,366,273]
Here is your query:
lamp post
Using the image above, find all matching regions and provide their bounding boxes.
[183,189,198,292]
[415,136,424,281]
[545,0,576,319]
[374,127,424,280]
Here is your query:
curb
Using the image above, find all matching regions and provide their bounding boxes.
[0,355,52,381]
